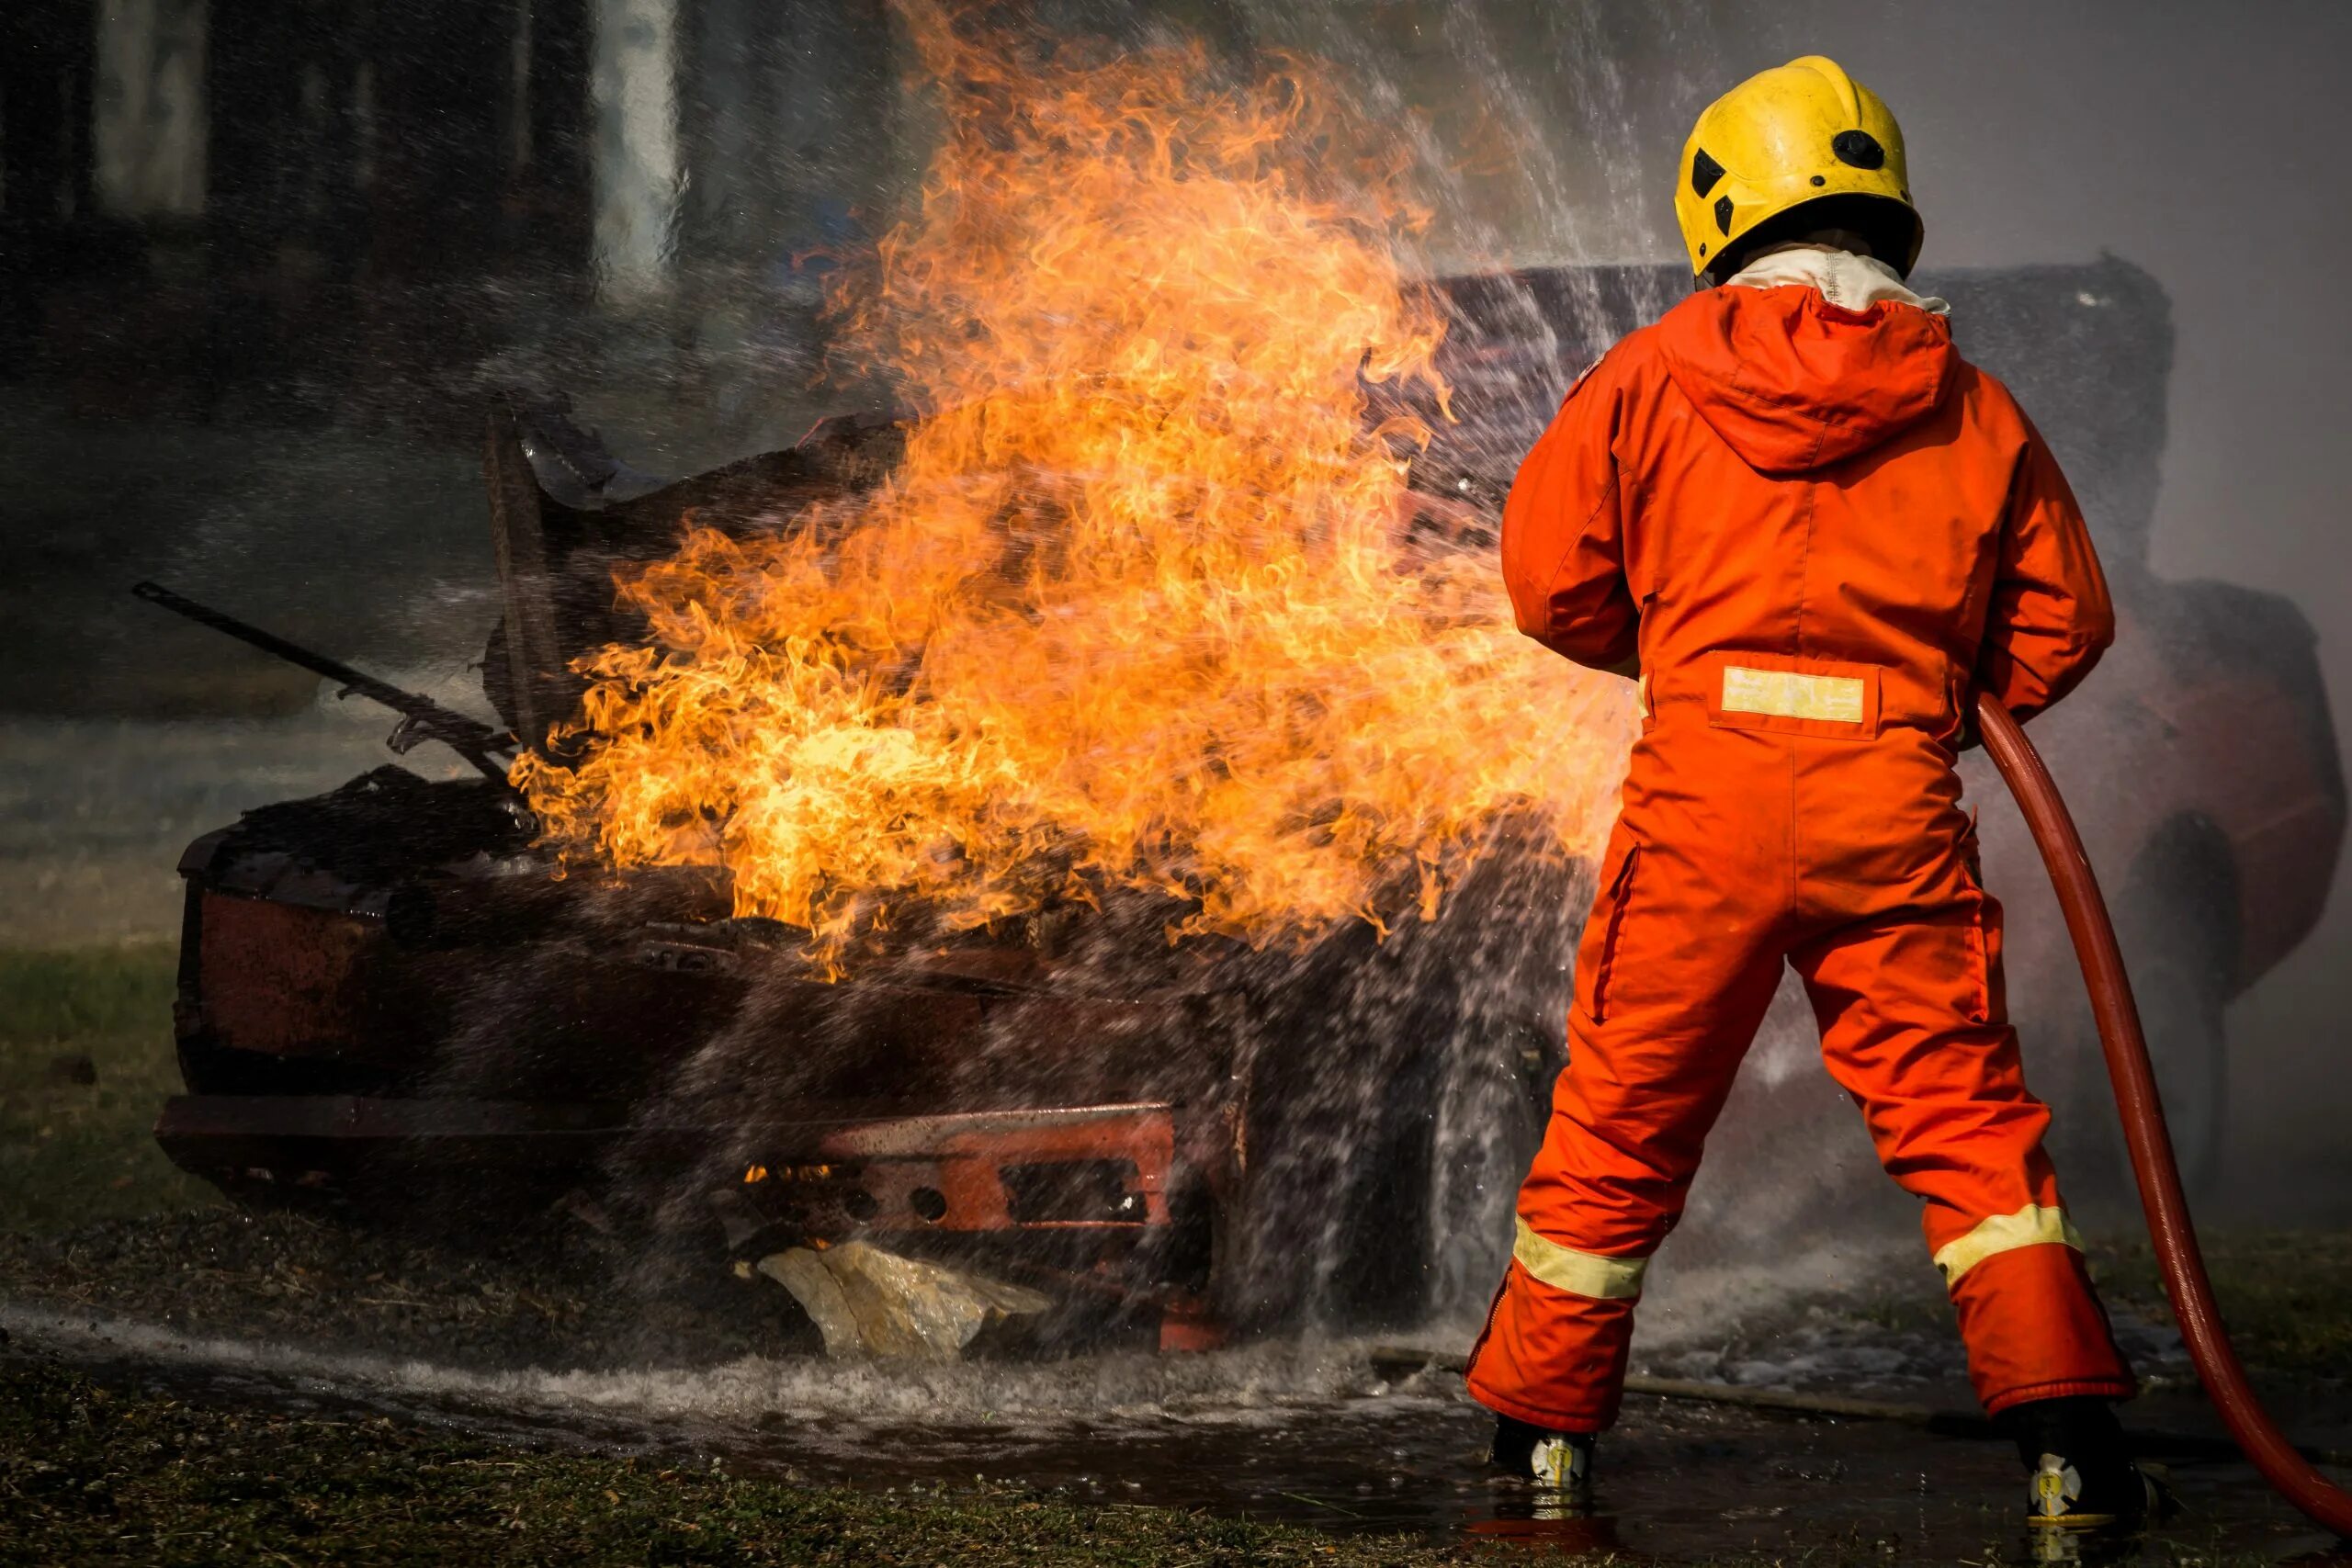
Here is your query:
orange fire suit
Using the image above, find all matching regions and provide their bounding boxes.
[1464,277,2136,1431]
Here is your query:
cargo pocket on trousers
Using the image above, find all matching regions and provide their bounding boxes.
[1958,840,2007,1027]
[1576,840,1642,1024]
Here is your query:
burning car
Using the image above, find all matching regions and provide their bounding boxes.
[143,25,1632,1344]
[153,32,1637,1349]
[145,379,1586,1344]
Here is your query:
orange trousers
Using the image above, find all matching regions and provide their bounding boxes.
[1465,684,2135,1432]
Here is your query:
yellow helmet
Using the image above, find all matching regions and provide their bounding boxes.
[1675,56,1923,282]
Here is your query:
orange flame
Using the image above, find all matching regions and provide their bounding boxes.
[514,8,1630,966]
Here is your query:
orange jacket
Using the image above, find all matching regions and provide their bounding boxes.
[1499,282,2112,738]
[1470,279,2134,1433]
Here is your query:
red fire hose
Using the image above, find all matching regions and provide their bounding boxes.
[1974,692,2352,1538]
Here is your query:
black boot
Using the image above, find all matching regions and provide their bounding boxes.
[2002,1396,2166,1529]
[1490,1414,1596,1502]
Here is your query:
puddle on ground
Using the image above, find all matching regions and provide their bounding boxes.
[8,1307,2348,1564]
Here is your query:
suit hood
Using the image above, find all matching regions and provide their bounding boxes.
[1655,282,1958,477]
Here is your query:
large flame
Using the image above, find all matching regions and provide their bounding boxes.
[515,9,1631,965]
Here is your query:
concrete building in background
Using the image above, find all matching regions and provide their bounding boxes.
[93,0,206,219]
[1,0,907,419]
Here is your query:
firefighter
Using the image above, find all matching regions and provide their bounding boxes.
[1466,56,2163,1529]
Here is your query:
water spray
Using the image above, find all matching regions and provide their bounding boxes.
[1976,692,2352,1538]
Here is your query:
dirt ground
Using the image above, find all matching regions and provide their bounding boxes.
[0,1359,1475,1568]
[5,944,2352,1563]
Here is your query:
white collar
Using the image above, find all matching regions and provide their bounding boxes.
[1725,243,1950,318]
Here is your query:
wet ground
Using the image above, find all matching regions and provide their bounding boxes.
[6,1280,2349,1565]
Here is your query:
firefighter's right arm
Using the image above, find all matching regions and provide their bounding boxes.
[1974,419,2115,726]
[1498,369,1640,674]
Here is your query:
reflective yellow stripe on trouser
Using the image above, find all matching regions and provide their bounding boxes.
[1932,1203,2086,1287]
[1513,1217,1648,1300]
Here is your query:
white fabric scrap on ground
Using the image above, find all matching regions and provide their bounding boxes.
[757,1241,1053,1360]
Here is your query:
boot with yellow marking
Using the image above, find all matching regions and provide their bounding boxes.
[1489,1416,1595,1509]
[2007,1396,2170,1530]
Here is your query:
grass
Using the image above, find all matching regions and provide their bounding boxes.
[2090,1230,2352,1386]
[0,943,216,1233]
[0,1362,1476,1568]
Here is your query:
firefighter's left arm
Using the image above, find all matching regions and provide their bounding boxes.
[1973,420,2115,726]
[1498,365,1641,672]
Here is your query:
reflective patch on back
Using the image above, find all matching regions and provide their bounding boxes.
[1721,664,1867,723]
[1700,653,1883,739]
